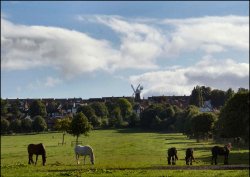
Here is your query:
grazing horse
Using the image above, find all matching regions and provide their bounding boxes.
[28,143,46,166]
[185,148,195,165]
[211,143,231,165]
[167,147,178,165]
[74,145,95,165]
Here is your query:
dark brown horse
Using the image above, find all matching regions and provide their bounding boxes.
[211,143,231,165]
[167,147,178,165]
[28,143,46,166]
[185,148,195,165]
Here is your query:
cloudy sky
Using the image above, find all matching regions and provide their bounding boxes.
[1,1,249,99]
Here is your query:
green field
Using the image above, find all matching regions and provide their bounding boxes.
[1,129,249,177]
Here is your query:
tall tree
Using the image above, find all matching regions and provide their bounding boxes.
[90,102,108,118]
[1,118,10,134]
[189,86,203,107]
[68,112,92,144]
[32,115,47,132]
[54,116,71,145]
[1,98,8,117]
[217,91,249,142]
[192,112,217,142]
[21,117,33,132]
[77,105,95,120]
[117,98,133,119]
[210,89,226,108]
[29,100,47,117]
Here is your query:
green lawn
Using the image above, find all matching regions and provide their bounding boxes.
[1,129,249,177]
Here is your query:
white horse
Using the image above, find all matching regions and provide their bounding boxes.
[74,145,95,165]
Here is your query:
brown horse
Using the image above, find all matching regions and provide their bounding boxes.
[211,143,231,165]
[28,143,46,166]
[167,147,178,165]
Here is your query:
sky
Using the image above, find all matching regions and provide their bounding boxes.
[1,1,249,99]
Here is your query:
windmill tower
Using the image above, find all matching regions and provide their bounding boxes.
[131,84,143,102]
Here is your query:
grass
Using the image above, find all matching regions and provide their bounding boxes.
[1,128,249,177]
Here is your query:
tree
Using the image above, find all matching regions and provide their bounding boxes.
[192,113,217,142]
[183,105,200,137]
[21,117,33,132]
[10,100,22,119]
[54,116,71,145]
[217,91,249,142]
[68,112,92,144]
[109,106,123,127]
[1,98,8,117]
[117,98,133,119]
[46,101,58,117]
[9,119,22,133]
[189,86,203,107]
[225,88,235,102]
[32,116,47,132]
[200,86,212,101]
[1,118,10,134]
[29,100,47,117]
[90,102,108,118]
[77,105,95,120]
[210,89,226,108]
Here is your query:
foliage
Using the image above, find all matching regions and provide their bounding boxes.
[46,101,58,116]
[189,86,203,107]
[54,116,71,132]
[32,115,47,132]
[29,100,47,117]
[68,112,92,142]
[89,115,102,128]
[182,105,200,136]
[210,89,226,109]
[77,105,96,119]
[217,91,249,142]
[192,112,217,141]
[21,117,33,132]
[1,98,8,116]
[1,118,10,134]
[109,106,123,128]
[117,98,133,119]
[9,119,22,133]
[90,102,108,118]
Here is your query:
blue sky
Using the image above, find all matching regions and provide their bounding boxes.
[1,1,249,99]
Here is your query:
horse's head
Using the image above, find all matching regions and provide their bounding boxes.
[42,153,46,166]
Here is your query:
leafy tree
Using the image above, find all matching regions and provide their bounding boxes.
[192,112,217,142]
[68,112,92,144]
[21,117,33,132]
[32,116,47,132]
[46,101,58,117]
[1,99,8,116]
[117,98,133,119]
[90,102,108,118]
[128,112,140,127]
[210,89,226,108]
[29,100,47,117]
[109,106,123,127]
[189,86,203,107]
[225,88,235,102]
[1,118,10,134]
[10,100,22,118]
[237,88,249,93]
[200,86,212,101]
[9,119,22,133]
[77,105,95,119]
[217,91,249,142]
[183,105,200,137]
[89,115,102,128]
[140,104,165,129]
[54,116,71,145]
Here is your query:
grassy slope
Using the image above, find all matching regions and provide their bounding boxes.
[1,129,249,177]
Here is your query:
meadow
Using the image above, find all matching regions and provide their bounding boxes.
[1,129,249,177]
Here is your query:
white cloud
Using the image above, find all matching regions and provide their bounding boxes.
[130,58,249,97]
[162,15,249,55]
[44,77,62,88]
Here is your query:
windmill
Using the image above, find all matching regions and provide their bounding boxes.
[131,84,143,102]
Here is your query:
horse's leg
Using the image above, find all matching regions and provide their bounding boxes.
[190,157,192,165]
[224,155,228,165]
[35,155,38,165]
[75,153,79,164]
[28,154,31,164]
[211,155,214,165]
[30,154,34,164]
[214,155,217,165]
[84,156,86,165]
[167,156,171,165]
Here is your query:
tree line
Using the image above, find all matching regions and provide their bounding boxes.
[1,86,249,144]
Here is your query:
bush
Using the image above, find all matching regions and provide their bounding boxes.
[32,116,47,132]
[1,118,10,134]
